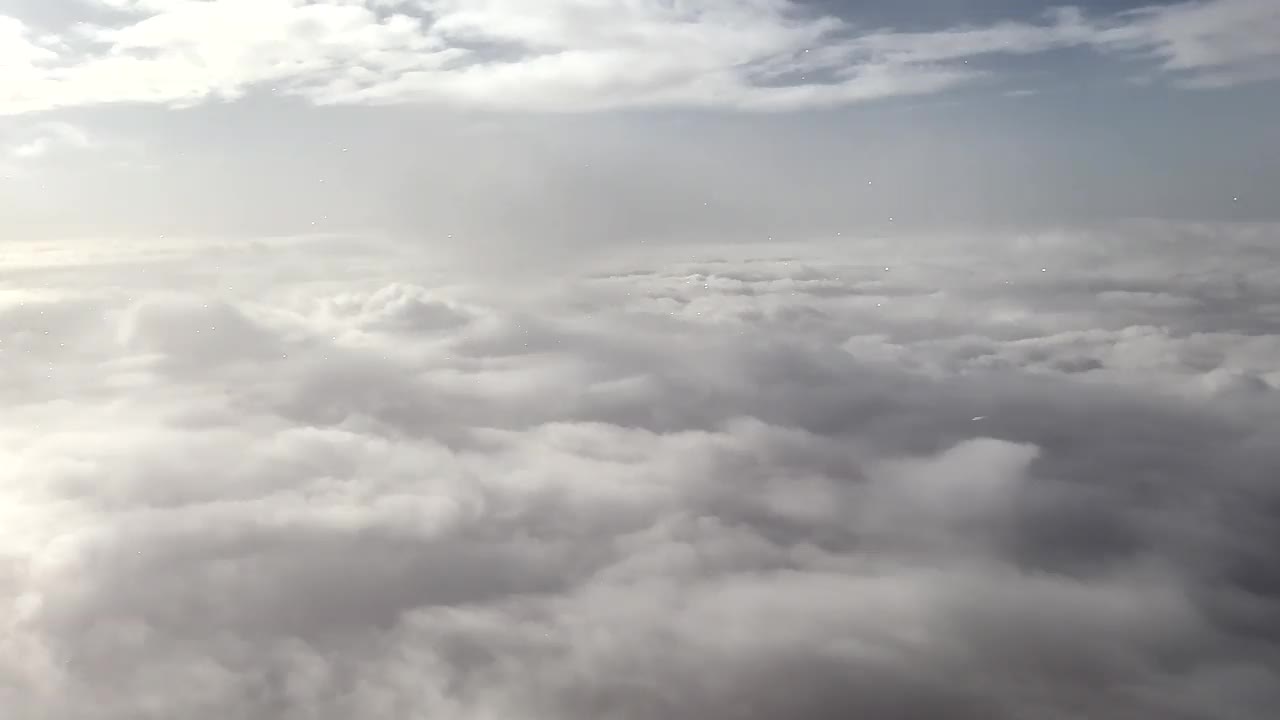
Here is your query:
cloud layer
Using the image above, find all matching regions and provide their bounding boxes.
[2,0,1278,114]
[2,222,1278,719]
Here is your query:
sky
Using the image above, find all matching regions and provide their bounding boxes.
[2,2,1280,719]
[2,0,1279,249]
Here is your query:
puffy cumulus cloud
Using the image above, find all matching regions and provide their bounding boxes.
[2,222,1280,719]
[320,282,476,334]
[1,0,1278,115]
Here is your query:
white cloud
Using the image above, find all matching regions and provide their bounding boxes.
[5,121,92,158]
[1100,0,1280,87]
[0,15,57,69]
[1,0,1275,115]
[845,7,1099,66]
[1,222,1278,718]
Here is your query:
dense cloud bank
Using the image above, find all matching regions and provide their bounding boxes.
[2,223,1279,719]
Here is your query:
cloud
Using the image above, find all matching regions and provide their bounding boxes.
[0,14,58,69]
[1098,0,1280,88]
[4,121,92,159]
[2,222,1278,718]
[0,0,1276,115]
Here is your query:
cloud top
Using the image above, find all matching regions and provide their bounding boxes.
[2,223,1278,718]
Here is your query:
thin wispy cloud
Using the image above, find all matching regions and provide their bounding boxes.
[1102,0,1280,87]
[1,0,1277,115]
[5,121,92,159]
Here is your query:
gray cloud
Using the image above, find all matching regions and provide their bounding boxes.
[2,222,1278,719]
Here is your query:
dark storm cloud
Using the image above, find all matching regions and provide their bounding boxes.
[2,223,1278,719]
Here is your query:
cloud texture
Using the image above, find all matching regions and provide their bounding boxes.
[2,223,1278,719]
[2,0,1278,114]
